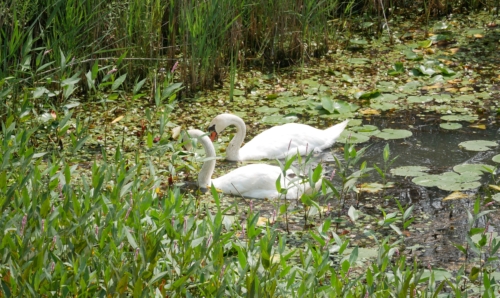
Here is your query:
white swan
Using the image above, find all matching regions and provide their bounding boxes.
[208,114,349,161]
[184,129,322,200]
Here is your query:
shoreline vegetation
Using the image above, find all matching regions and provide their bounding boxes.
[1,0,500,296]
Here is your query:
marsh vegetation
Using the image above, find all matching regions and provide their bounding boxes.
[1,0,500,296]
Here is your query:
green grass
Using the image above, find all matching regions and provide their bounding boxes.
[2,0,497,100]
[1,95,500,295]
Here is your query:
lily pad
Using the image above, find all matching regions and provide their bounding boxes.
[440,115,478,122]
[261,115,297,125]
[433,94,452,103]
[453,95,475,102]
[439,181,481,191]
[493,155,500,163]
[440,122,462,130]
[493,193,500,202]
[412,174,445,187]
[453,164,495,175]
[459,140,498,152]
[320,98,358,114]
[349,125,380,136]
[387,62,404,76]
[337,131,371,144]
[390,166,430,177]
[255,106,280,114]
[347,58,370,65]
[375,129,412,140]
[400,80,422,92]
[412,171,482,191]
[370,102,398,111]
[407,96,433,104]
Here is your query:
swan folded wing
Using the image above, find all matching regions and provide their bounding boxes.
[212,164,282,198]
[212,164,317,199]
[240,124,327,160]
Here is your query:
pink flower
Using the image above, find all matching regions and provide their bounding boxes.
[171,61,179,73]
[107,68,117,75]
[51,236,57,250]
[20,214,27,235]
[330,169,336,180]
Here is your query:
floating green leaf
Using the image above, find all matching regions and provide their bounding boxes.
[350,39,368,45]
[342,74,353,83]
[493,193,500,202]
[400,81,422,92]
[437,66,456,76]
[459,140,498,152]
[370,102,398,111]
[493,154,500,163]
[439,181,481,191]
[348,58,370,64]
[407,96,433,104]
[387,62,404,76]
[354,90,381,100]
[440,122,462,130]
[390,166,430,177]
[337,131,370,144]
[417,40,433,48]
[255,106,280,114]
[453,164,495,174]
[350,125,380,136]
[412,174,443,187]
[440,115,478,122]
[411,65,436,76]
[375,129,412,140]
[404,49,423,61]
[412,171,482,191]
[261,115,296,124]
[321,98,335,114]
[433,94,452,103]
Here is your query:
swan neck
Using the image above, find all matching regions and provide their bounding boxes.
[197,135,216,189]
[226,115,246,161]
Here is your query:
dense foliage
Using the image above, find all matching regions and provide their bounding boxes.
[1,0,500,296]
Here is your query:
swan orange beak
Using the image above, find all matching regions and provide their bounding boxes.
[209,131,218,141]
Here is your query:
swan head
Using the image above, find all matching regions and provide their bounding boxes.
[207,113,244,141]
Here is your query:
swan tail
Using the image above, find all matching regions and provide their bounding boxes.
[318,120,349,151]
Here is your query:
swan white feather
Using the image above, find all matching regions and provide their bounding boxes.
[208,114,349,161]
[185,129,322,200]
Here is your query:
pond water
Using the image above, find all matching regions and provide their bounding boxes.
[346,116,500,269]
[195,113,500,270]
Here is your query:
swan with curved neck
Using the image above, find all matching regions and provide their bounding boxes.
[184,129,322,200]
[208,114,349,161]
